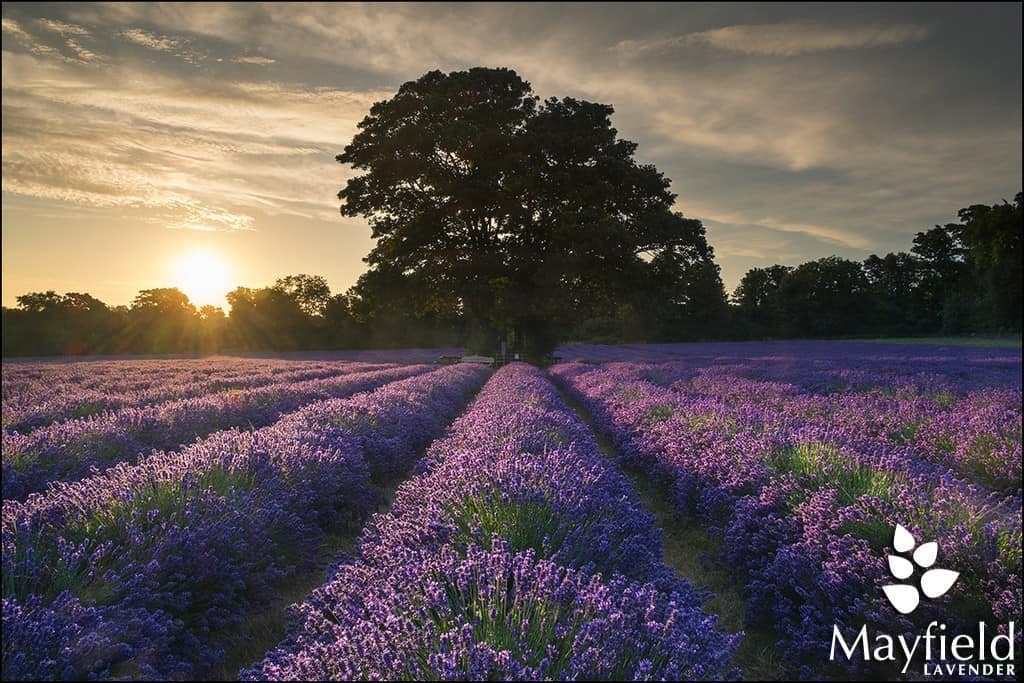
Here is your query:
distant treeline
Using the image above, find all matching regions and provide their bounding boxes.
[728,192,1022,340]
[1,275,464,357]
[577,192,1022,344]
[2,194,1020,357]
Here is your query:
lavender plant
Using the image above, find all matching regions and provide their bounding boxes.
[3,364,489,678]
[552,346,1021,679]
[246,364,739,681]
[3,360,383,433]
[2,363,430,500]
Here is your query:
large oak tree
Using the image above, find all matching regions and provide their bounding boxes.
[338,67,724,357]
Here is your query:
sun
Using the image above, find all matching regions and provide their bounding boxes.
[174,250,230,308]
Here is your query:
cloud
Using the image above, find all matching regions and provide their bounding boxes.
[684,203,873,250]
[704,231,800,265]
[36,18,91,37]
[4,16,101,64]
[62,38,100,62]
[163,199,255,232]
[3,3,1019,290]
[233,55,275,66]
[118,26,208,65]
[747,217,873,250]
[615,22,929,56]
[1,47,385,232]
[2,17,62,59]
[119,27,180,51]
[63,3,522,78]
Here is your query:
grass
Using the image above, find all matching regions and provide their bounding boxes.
[838,517,894,553]
[852,335,1022,348]
[414,580,572,678]
[767,443,901,508]
[447,494,570,559]
[621,465,784,681]
[207,528,360,679]
[6,466,263,605]
[4,447,34,473]
[645,403,676,422]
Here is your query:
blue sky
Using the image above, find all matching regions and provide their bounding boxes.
[2,2,1021,308]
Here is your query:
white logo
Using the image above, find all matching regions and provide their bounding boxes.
[830,524,1014,678]
[883,524,959,614]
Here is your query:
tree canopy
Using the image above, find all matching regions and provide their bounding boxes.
[337,67,725,357]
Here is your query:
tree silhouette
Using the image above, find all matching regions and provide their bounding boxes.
[15,291,64,313]
[777,256,871,337]
[273,274,331,318]
[911,223,968,330]
[732,265,791,332]
[957,193,1022,331]
[227,286,303,350]
[129,288,198,353]
[2,187,1017,357]
[863,252,923,333]
[337,67,723,358]
[131,288,196,315]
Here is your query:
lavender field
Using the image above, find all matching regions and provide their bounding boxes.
[2,342,1021,681]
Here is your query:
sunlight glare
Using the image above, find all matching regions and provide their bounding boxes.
[174,250,230,308]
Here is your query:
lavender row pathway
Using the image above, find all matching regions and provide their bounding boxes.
[548,370,786,681]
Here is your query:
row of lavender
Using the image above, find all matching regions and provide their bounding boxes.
[2,360,375,434]
[245,364,739,681]
[2,363,489,680]
[3,357,306,402]
[558,339,1024,365]
[2,363,429,500]
[558,341,1022,395]
[1,347,464,409]
[551,353,1022,679]
[590,356,1021,491]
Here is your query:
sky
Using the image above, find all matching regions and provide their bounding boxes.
[2,2,1021,309]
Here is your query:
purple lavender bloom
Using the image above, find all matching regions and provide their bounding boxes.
[3,364,489,679]
[551,342,1021,680]
[3,363,432,500]
[244,542,738,681]
[3,359,385,434]
[245,364,739,681]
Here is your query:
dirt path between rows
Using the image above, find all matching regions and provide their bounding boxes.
[553,379,785,681]
[208,376,489,680]
[207,476,407,680]
[212,371,784,680]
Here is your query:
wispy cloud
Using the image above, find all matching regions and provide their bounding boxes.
[703,230,800,262]
[36,18,90,37]
[63,37,100,62]
[119,26,207,65]
[683,203,873,250]
[748,217,872,250]
[615,22,929,56]
[4,16,101,64]
[233,55,275,66]
[2,17,61,59]
[1,46,385,232]
[163,199,255,232]
[119,27,180,51]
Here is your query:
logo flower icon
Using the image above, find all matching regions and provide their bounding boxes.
[882,524,959,614]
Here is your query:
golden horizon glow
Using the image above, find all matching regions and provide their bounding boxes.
[173,250,231,309]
